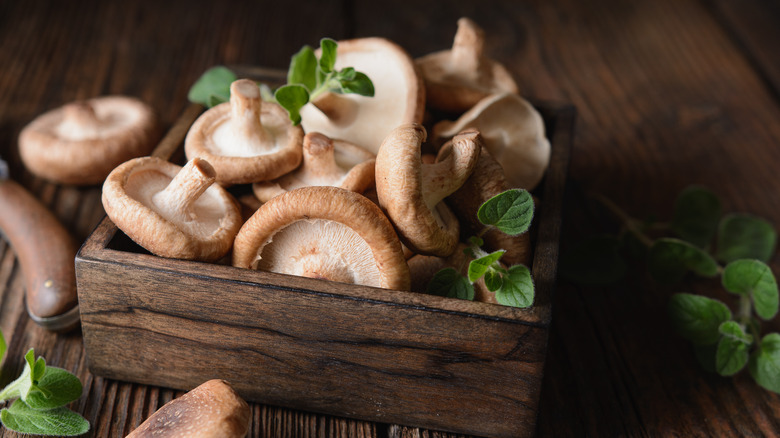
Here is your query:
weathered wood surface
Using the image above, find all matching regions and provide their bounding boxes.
[1,0,780,437]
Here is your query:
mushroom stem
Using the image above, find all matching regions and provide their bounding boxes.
[311,92,358,127]
[58,101,101,139]
[301,132,345,183]
[230,79,272,144]
[451,17,485,74]
[152,158,217,219]
[422,129,481,208]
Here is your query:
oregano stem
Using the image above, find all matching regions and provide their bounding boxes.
[591,193,655,247]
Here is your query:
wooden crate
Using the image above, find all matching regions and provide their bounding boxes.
[75,69,574,437]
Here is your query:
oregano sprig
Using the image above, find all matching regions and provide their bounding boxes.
[561,185,780,393]
[426,189,536,308]
[0,334,89,437]
[187,38,374,125]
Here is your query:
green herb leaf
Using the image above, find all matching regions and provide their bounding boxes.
[469,236,484,248]
[495,265,534,308]
[716,213,777,264]
[477,189,534,235]
[671,186,721,248]
[426,268,475,301]
[719,320,754,344]
[722,259,779,320]
[207,94,228,107]
[24,367,83,410]
[339,71,375,97]
[0,329,6,365]
[287,45,318,91]
[716,334,750,376]
[483,269,504,292]
[467,250,505,283]
[648,238,720,284]
[749,333,780,393]
[559,235,627,285]
[1,399,89,436]
[187,66,236,107]
[668,293,732,345]
[318,38,338,73]
[274,84,310,125]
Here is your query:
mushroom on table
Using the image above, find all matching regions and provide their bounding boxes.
[416,17,519,113]
[19,96,157,185]
[299,37,425,155]
[375,124,481,258]
[102,156,242,262]
[233,186,410,291]
[185,78,303,185]
[433,92,551,191]
[252,131,375,202]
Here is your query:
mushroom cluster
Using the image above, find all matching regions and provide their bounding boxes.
[99,18,549,305]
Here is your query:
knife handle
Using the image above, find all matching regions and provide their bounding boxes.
[0,178,79,329]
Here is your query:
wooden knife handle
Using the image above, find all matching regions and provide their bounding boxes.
[0,178,78,322]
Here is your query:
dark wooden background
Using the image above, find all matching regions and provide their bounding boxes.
[1,0,780,436]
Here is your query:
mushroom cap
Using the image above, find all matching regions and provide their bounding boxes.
[185,79,303,185]
[233,186,410,291]
[102,156,242,262]
[299,37,425,155]
[375,123,480,257]
[252,131,376,203]
[125,379,250,438]
[433,92,550,190]
[19,96,157,185]
[415,17,519,113]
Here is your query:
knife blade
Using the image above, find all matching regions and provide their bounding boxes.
[0,156,80,332]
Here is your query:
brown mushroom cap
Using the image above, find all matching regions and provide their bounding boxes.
[415,17,519,113]
[102,156,242,262]
[299,37,425,155]
[433,92,550,190]
[233,186,410,291]
[125,379,250,438]
[185,79,303,185]
[375,124,480,257]
[252,131,375,202]
[19,96,157,185]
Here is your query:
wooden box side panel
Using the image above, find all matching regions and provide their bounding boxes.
[76,258,547,438]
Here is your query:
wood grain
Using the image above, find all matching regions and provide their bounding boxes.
[2,0,780,436]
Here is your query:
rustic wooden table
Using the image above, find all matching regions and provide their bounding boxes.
[1,0,779,436]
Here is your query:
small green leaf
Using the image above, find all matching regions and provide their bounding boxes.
[719,320,753,344]
[722,259,779,320]
[483,269,504,292]
[187,66,236,107]
[338,67,357,81]
[1,399,89,436]
[274,84,310,125]
[0,329,5,364]
[495,265,534,308]
[426,268,475,301]
[668,293,732,345]
[716,214,777,263]
[339,71,375,97]
[559,235,627,285]
[467,250,505,283]
[318,38,338,73]
[749,333,780,393]
[716,335,750,376]
[469,236,484,248]
[287,45,318,91]
[207,94,228,107]
[24,367,83,410]
[648,238,720,284]
[671,186,721,248]
[477,189,534,235]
